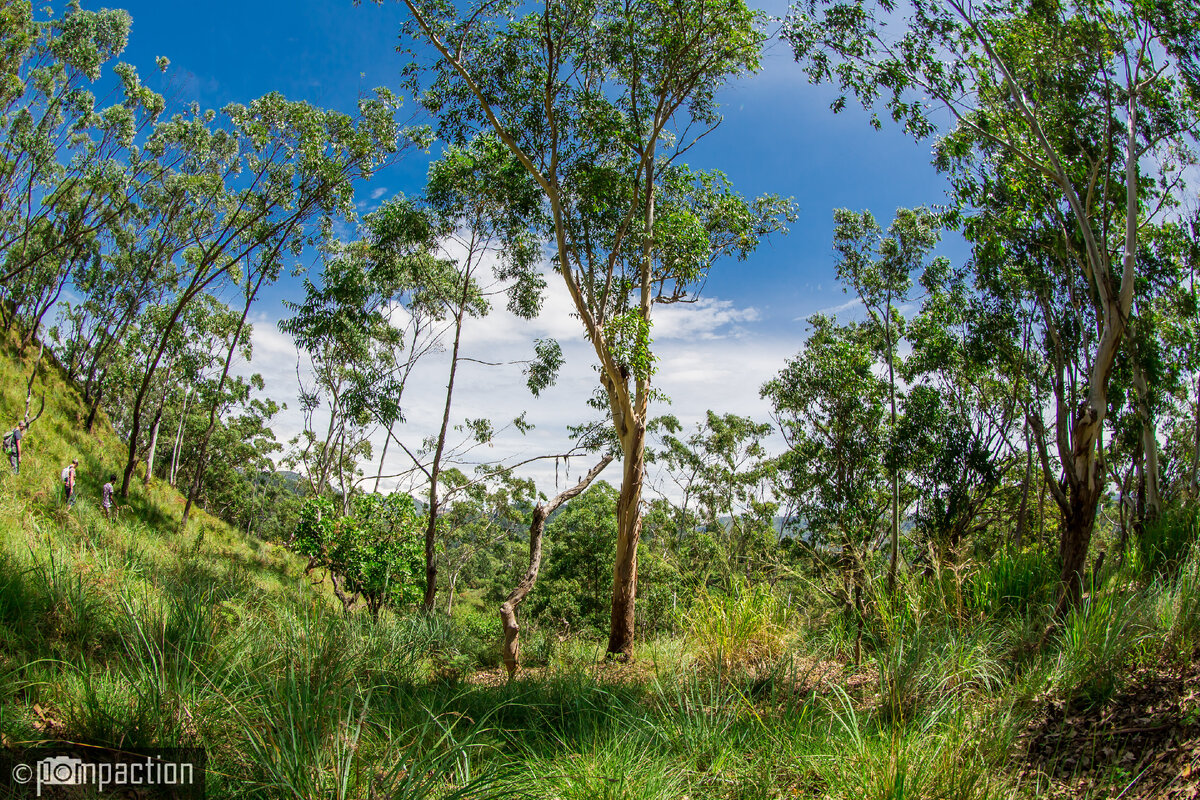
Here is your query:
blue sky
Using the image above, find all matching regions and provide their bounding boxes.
[103,0,965,495]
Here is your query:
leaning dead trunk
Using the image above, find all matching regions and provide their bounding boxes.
[500,454,611,678]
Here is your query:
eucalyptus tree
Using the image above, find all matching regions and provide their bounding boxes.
[762,314,887,662]
[652,411,778,583]
[118,90,402,498]
[53,239,171,433]
[189,392,284,531]
[281,218,425,508]
[898,259,1021,562]
[1170,211,1200,498]
[831,206,947,591]
[126,293,235,482]
[787,0,1200,609]
[0,1,34,106]
[0,4,167,294]
[397,134,552,611]
[180,254,277,529]
[393,0,791,654]
[1125,222,1200,517]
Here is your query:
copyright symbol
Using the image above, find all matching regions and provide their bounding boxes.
[11,763,32,784]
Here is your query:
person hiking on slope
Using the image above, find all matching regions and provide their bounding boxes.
[61,458,78,508]
[102,474,116,520]
[4,421,25,474]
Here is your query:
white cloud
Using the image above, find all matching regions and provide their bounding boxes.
[243,267,793,502]
[653,297,760,341]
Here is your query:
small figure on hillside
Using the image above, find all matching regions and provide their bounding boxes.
[101,474,116,520]
[4,421,25,474]
[61,458,78,508]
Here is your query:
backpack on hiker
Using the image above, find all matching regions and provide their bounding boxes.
[2,430,14,455]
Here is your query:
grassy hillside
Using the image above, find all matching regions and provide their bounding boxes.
[2,334,1199,800]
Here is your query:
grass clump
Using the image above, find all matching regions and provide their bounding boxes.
[1051,590,1154,708]
[1135,506,1200,580]
[682,581,793,675]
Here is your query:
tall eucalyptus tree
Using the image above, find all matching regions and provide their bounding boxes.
[787,0,1200,609]
[391,0,792,653]
[119,91,403,498]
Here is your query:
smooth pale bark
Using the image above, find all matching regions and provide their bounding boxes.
[604,154,657,658]
[500,454,611,678]
[169,386,192,486]
[22,343,45,427]
[1050,94,1139,612]
[1191,374,1200,497]
[373,434,390,494]
[144,408,162,483]
[142,365,174,483]
[885,306,899,594]
[422,260,475,612]
[1130,359,1162,522]
[607,435,645,656]
[1014,421,1032,550]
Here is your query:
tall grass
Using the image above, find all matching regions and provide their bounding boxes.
[7,335,1200,799]
[682,581,793,674]
[1052,591,1154,708]
[1135,506,1200,579]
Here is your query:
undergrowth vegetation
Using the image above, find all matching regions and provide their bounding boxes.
[2,340,1200,800]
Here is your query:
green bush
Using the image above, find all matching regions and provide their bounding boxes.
[290,493,423,615]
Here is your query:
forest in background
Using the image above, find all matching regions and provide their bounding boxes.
[2,0,1200,797]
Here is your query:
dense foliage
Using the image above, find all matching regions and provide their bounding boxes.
[2,0,1200,794]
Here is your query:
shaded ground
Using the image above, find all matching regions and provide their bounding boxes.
[1021,653,1200,799]
[466,653,870,695]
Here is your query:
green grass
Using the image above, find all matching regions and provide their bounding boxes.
[3,334,1200,799]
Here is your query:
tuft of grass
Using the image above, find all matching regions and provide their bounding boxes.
[1135,506,1200,580]
[967,548,1058,619]
[1052,591,1154,708]
[682,581,792,675]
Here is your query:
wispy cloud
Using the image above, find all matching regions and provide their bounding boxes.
[802,296,862,319]
[242,266,791,500]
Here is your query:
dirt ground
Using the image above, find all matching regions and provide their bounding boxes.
[1020,653,1200,799]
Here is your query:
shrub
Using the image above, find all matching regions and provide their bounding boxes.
[290,493,423,616]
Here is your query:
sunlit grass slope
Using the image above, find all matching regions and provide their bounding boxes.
[1,331,1198,800]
